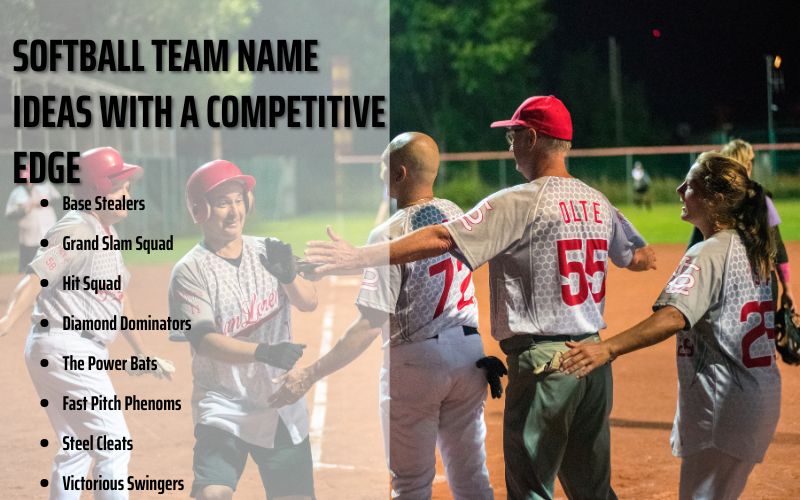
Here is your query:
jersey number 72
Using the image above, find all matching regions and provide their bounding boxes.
[428,257,475,319]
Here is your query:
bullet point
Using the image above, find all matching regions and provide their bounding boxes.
[40,279,48,287]
[40,239,48,247]
[40,199,49,207]
[40,439,48,447]
[40,399,48,407]
[40,319,49,328]
[40,359,48,367]
[40,479,48,487]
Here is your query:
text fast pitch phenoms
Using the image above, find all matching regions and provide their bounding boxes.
[13,39,321,72]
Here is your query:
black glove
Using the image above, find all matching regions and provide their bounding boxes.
[476,356,508,399]
[255,342,306,370]
[260,238,297,284]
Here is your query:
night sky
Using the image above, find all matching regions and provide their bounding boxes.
[547,0,800,138]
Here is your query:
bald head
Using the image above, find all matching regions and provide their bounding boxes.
[382,132,440,188]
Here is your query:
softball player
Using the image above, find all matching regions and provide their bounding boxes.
[168,160,317,499]
[305,96,657,499]
[4,166,60,272]
[562,152,781,499]
[270,132,497,499]
[0,147,174,499]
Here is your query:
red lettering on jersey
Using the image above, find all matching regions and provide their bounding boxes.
[361,268,379,291]
[593,202,602,223]
[557,238,608,306]
[97,290,124,303]
[665,257,700,296]
[220,290,282,336]
[740,300,775,368]
[579,200,589,220]
[559,202,571,223]
[459,200,493,231]
[570,201,583,222]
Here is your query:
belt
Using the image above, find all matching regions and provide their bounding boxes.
[499,332,597,355]
[430,326,479,340]
[32,326,106,348]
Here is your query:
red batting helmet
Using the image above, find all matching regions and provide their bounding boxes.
[75,147,142,197]
[186,160,256,224]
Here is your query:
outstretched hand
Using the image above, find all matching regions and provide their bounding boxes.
[304,226,363,274]
[560,341,614,378]
[268,366,317,408]
[628,245,657,271]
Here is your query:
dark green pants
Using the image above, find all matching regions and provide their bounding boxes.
[502,335,617,500]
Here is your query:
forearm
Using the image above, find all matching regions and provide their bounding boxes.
[389,225,454,265]
[605,306,686,358]
[283,278,318,312]
[2,274,41,324]
[195,333,258,363]
[308,316,380,380]
[626,245,657,272]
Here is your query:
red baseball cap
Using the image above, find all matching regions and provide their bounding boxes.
[490,95,573,141]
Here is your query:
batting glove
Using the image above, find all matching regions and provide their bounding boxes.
[255,342,306,370]
[260,238,297,284]
[476,356,508,399]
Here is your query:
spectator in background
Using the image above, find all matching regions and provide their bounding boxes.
[688,139,795,311]
[4,167,60,273]
[632,161,652,210]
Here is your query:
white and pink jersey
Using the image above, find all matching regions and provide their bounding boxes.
[654,230,781,463]
[168,236,308,448]
[444,177,635,340]
[28,210,130,345]
[356,198,478,347]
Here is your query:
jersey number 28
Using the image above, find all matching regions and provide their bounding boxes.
[557,238,608,306]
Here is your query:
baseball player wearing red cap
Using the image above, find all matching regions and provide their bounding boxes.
[305,96,657,499]
[0,147,174,499]
[168,160,317,499]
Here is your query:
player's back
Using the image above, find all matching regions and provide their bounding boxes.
[447,177,633,340]
[667,230,781,462]
[365,198,478,346]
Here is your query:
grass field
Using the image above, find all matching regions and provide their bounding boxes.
[615,200,800,244]
[0,200,797,274]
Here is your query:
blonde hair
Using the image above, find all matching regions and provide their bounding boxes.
[692,152,775,279]
[719,139,754,173]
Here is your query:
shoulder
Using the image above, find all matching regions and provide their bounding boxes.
[242,235,263,250]
[367,216,396,244]
[48,211,97,240]
[690,230,734,257]
[170,244,208,283]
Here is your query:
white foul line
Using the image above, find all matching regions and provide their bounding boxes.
[309,305,335,463]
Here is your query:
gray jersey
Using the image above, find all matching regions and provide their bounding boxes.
[444,177,634,340]
[654,230,780,463]
[356,198,478,346]
[28,210,129,345]
[168,236,308,448]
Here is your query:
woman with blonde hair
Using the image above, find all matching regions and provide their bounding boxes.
[563,152,781,499]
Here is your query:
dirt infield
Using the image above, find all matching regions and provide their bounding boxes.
[1,243,798,498]
[432,242,800,500]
